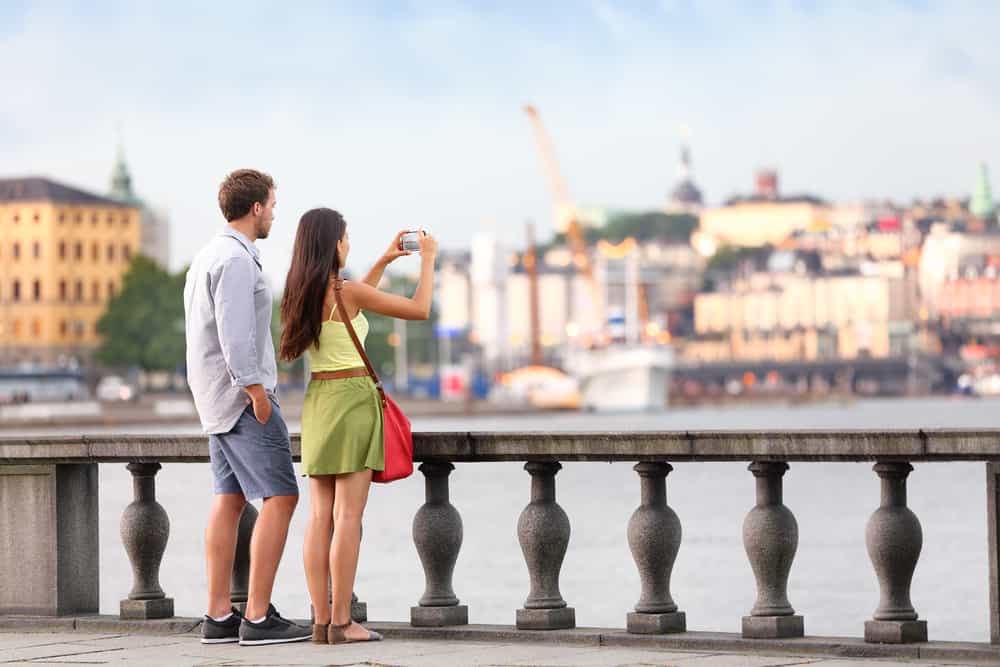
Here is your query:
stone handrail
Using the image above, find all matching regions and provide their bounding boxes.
[2,429,1000,650]
[2,429,999,463]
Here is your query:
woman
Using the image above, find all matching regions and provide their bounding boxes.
[278,208,436,644]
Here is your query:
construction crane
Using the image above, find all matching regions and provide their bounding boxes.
[523,105,594,281]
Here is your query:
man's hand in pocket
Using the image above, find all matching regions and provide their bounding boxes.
[246,384,272,425]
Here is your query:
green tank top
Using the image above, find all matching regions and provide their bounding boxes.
[310,304,369,371]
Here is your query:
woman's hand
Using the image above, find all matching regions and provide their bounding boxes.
[418,230,438,258]
[381,230,413,264]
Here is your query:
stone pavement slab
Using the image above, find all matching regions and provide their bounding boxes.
[0,630,990,666]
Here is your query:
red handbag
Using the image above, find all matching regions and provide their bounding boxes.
[334,280,414,483]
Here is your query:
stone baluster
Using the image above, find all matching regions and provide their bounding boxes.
[987,462,1000,645]
[865,462,927,643]
[411,461,468,626]
[516,461,575,630]
[742,461,803,638]
[120,462,174,619]
[627,462,685,633]
[230,503,258,613]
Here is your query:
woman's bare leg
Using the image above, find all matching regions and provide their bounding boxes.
[330,469,373,639]
[303,476,335,625]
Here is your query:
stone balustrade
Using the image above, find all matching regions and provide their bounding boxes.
[2,429,1000,648]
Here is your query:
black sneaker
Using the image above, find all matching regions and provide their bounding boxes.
[238,604,312,646]
[201,607,243,644]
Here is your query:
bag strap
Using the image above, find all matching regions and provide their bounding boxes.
[332,279,387,407]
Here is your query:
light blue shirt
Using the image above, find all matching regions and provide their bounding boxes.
[183,228,278,434]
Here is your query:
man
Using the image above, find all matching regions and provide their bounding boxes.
[184,169,310,646]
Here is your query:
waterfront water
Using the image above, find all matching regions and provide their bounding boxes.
[6,396,997,642]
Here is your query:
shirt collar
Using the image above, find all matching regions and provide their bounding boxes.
[221,227,261,265]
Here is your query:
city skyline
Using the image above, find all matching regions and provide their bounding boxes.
[2,1,998,287]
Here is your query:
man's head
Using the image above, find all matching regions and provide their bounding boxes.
[218,169,276,239]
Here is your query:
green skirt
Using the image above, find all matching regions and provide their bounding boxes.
[301,372,384,476]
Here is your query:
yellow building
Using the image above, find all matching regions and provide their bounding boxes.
[0,177,141,365]
[689,274,905,363]
[695,198,830,251]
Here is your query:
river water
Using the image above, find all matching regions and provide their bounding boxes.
[6,396,997,642]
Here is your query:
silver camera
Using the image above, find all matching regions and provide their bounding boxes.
[399,230,425,252]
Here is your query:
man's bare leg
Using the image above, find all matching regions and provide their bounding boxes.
[244,494,298,620]
[205,492,247,618]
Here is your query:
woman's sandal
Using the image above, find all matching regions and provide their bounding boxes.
[327,621,384,644]
[312,623,329,644]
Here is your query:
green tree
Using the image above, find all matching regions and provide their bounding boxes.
[701,244,771,292]
[538,211,698,253]
[271,295,306,387]
[96,255,186,371]
[601,211,698,244]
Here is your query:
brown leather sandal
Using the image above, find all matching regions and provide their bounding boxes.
[311,623,328,644]
[328,621,384,644]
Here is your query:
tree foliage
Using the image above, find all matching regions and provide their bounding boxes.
[539,211,698,253]
[95,256,186,371]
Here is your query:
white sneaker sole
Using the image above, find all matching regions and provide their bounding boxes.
[238,634,312,646]
[200,637,239,644]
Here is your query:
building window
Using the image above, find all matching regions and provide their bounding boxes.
[59,241,66,259]
[107,244,115,262]
[12,280,20,302]
[32,241,40,259]
[58,212,65,224]
[31,319,41,336]
[122,214,131,225]
[12,242,19,259]
[75,281,83,302]
[92,242,98,261]
[74,212,82,224]
[60,320,68,337]
[12,213,19,224]
[92,281,99,302]
[108,281,116,299]
[33,212,40,224]
[91,213,98,225]
[59,280,67,302]
[106,213,113,225]
[123,244,132,261]
[12,320,21,338]
[74,242,82,260]
[33,280,41,302]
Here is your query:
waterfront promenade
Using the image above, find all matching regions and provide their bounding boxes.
[1,625,996,665]
[3,429,1000,665]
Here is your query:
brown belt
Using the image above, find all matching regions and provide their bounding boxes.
[311,369,369,381]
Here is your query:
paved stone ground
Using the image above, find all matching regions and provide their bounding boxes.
[0,631,988,667]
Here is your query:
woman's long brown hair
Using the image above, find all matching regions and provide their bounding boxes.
[279,208,347,361]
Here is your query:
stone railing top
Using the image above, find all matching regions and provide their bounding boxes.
[0,429,998,464]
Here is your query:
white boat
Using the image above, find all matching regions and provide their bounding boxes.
[569,345,674,412]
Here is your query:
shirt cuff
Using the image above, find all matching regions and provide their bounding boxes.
[231,372,263,388]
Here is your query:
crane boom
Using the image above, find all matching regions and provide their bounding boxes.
[524,105,571,204]
[523,104,593,280]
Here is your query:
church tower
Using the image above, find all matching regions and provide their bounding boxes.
[107,144,171,268]
[970,162,995,222]
[666,128,703,214]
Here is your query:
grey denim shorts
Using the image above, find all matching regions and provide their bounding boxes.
[208,396,299,500]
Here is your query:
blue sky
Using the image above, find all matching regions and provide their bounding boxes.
[2,1,998,286]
